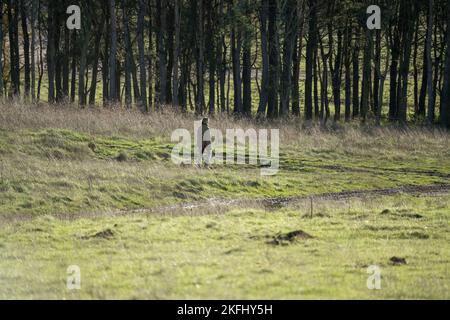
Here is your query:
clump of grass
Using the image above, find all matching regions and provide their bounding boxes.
[88,142,97,152]
[116,152,128,162]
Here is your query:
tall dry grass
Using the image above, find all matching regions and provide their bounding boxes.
[0,100,449,152]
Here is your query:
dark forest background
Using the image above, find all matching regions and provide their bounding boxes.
[1,0,450,128]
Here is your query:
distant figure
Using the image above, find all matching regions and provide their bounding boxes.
[201,118,212,165]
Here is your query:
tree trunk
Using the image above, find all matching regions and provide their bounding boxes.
[361,28,373,123]
[242,12,252,117]
[78,5,90,106]
[280,0,297,117]
[62,22,70,100]
[427,0,435,123]
[46,0,55,101]
[267,0,279,118]
[319,32,330,123]
[352,29,360,118]
[157,0,168,106]
[20,0,30,99]
[331,27,343,122]
[138,0,148,111]
[291,0,305,117]
[122,0,133,107]
[305,0,317,120]
[102,3,110,104]
[130,59,140,103]
[373,29,381,123]
[231,27,242,114]
[440,0,450,127]
[313,45,319,118]
[37,6,44,101]
[171,0,180,110]
[216,0,226,113]
[8,0,21,97]
[388,20,400,121]
[54,4,62,102]
[343,22,352,122]
[89,17,104,106]
[398,0,416,124]
[218,11,226,114]
[418,11,429,118]
[70,31,77,103]
[257,0,269,117]
[378,32,390,124]
[147,0,154,110]
[0,2,4,97]
[109,0,118,102]
[206,0,216,114]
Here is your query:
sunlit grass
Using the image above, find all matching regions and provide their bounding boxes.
[0,103,449,299]
[0,193,448,299]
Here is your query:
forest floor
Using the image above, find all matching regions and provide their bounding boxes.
[0,103,449,299]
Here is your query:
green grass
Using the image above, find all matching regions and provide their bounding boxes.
[1,127,449,218]
[0,106,449,299]
[0,193,448,299]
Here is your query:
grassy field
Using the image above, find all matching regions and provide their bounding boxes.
[0,102,449,299]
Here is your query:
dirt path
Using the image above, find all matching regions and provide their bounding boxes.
[1,183,449,225]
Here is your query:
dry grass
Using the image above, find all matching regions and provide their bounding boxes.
[1,100,449,151]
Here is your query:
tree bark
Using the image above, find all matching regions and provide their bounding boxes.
[426,0,435,123]
[305,0,317,120]
[397,0,416,124]
[138,0,148,111]
[46,0,55,102]
[231,27,242,114]
[257,0,269,117]
[89,15,104,106]
[291,0,305,117]
[62,21,70,100]
[280,0,297,117]
[206,0,216,114]
[440,0,450,127]
[330,27,343,122]
[109,0,118,102]
[8,0,21,97]
[157,0,168,106]
[122,0,133,107]
[388,17,400,121]
[352,29,360,118]
[242,6,252,117]
[171,0,180,110]
[267,0,279,118]
[373,29,381,123]
[20,0,30,99]
[418,11,429,118]
[70,31,77,103]
[361,27,373,123]
[78,4,90,106]
[344,22,352,122]
[0,2,4,97]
